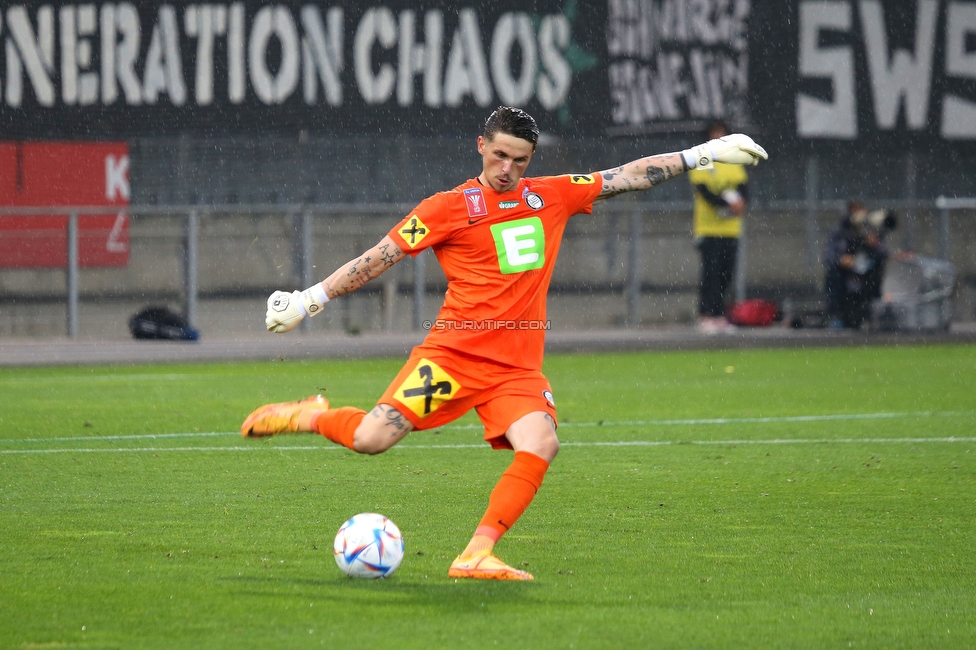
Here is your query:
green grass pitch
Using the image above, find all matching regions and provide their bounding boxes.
[1,344,974,649]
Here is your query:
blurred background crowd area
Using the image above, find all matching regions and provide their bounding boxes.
[1,0,974,338]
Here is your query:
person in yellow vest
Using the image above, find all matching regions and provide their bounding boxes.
[688,120,751,334]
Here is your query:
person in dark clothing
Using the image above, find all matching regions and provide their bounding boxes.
[824,202,897,329]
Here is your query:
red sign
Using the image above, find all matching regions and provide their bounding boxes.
[0,142,130,268]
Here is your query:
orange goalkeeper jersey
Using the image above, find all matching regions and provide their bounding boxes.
[389,173,603,371]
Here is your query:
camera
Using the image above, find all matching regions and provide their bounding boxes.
[865,209,897,233]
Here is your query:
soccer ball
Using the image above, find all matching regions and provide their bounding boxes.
[333,513,405,578]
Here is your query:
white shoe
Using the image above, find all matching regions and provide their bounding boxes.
[715,317,737,333]
[698,317,721,334]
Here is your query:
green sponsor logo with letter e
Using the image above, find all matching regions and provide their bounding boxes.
[491,217,545,274]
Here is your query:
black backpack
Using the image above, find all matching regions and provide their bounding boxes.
[128,306,200,341]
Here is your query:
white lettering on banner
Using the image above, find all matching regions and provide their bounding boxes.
[397,10,443,107]
[796,1,856,138]
[185,5,227,106]
[106,154,130,201]
[60,5,99,106]
[249,6,299,104]
[142,5,185,105]
[301,6,343,106]
[354,7,396,105]
[59,6,78,103]
[443,8,491,107]
[101,4,144,105]
[606,0,751,132]
[5,5,56,107]
[796,0,976,140]
[228,3,246,103]
[860,0,937,131]
[537,15,571,110]
[942,2,976,139]
[0,3,572,112]
[491,13,536,106]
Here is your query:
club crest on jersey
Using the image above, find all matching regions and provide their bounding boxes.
[524,192,544,210]
[399,215,429,248]
[570,174,595,184]
[498,200,519,209]
[463,188,488,219]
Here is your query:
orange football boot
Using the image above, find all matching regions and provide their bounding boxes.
[240,395,329,437]
[448,549,534,581]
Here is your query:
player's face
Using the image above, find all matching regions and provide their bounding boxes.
[477,133,535,193]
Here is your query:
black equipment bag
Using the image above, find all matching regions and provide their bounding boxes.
[128,306,200,341]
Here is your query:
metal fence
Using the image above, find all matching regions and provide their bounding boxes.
[1,198,972,338]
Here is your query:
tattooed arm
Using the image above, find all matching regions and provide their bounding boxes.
[319,235,407,300]
[594,134,768,204]
[368,404,414,440]
[593,152,688,204]
[265,235,407,333]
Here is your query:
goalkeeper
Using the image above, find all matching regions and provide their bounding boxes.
[242,107,767,581]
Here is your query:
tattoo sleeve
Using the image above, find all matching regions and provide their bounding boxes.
[595,152,686,202]
[369,405,414,440]
[320,235,406,299]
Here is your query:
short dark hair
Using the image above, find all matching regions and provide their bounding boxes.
[704,119,729,140]
[484,106,539,149]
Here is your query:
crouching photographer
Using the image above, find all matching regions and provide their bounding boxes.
[824,202,898,329]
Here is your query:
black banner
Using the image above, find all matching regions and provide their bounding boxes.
[750,0,976,149]
[1,1,974,148]
[0,1,607,137]
[606,0,752,136]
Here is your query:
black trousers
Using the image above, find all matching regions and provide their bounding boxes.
[825,269,873,329]
[697,236,738,318]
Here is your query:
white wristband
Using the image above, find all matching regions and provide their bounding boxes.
[682,143,714,171]
[299,283,330,317]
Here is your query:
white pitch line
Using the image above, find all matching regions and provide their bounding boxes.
[562,437,976,447]
[6,431,234,443]
[2,437,975,455]
[0,411,976,454]
[3,409,972,446]
[445,410,974,430]
[559,411,961,427]
[0,373,212,384]
[1,445,338,454]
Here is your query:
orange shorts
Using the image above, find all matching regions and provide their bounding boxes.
[377,344,557,450]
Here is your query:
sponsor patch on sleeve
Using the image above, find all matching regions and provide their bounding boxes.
[570,174,595,184]
[398,215,429,248]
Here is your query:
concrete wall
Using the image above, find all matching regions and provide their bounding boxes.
[2,203,974,339]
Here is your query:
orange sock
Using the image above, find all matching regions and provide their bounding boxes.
[475,451,550,542]
[311,407,365,450]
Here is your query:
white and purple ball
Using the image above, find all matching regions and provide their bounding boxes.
[333,513,404,578]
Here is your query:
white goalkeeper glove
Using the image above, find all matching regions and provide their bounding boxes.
[682,134,768,171]
[265,283,329,333]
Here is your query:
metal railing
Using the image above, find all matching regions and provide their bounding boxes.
[0,198,969,337]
